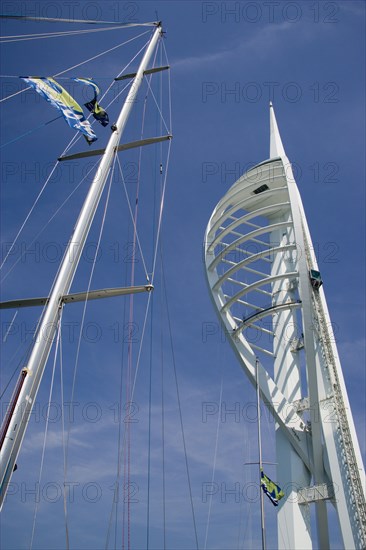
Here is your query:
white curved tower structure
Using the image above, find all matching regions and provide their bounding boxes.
[204,104,366,549]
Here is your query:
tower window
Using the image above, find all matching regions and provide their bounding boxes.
[253,184,269,194]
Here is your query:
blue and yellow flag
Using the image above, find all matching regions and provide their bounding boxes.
[21,76,97,144]
[260,469,284,507]
[73,78,109,127]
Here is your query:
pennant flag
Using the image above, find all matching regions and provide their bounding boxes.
[73,78,109,127]
[21,77,97,144]
[260,469,284,507]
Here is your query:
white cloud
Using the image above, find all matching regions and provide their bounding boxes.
[172,21,294,71]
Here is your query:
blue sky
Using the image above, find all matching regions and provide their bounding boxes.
[0,1,365,549]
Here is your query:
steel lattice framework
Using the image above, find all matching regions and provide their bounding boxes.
[203,104,366,549]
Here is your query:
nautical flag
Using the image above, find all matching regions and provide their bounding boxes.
[260,469,284,507]
[73,78,109,127]
[21,76,97,144]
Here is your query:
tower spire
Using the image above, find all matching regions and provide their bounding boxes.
[269,102,286,159]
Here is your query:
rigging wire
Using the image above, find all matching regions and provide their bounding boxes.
[0,346,28,400]
[57,38,149,155]
[0,160,61,272]
[110,287,158,547]
[114,157,170,549]
[123,72,150,546]
[144,76,170,135]
[0,32,155,285]
[150,139,172,284]
[29,308,63,549]
[0,115,63,149]
[103,78,133,111]
[0,159,99,283]
[159,43,167,550]
[0,53,150,283]
[146,281,154,550]
[0,32,154,280]
[108,296,152,548]
[0,272,66,402]
[123,141,139,550]
[122,39,161,548]
[160,250,167,550]
[162,41,173,134]
[145,45,160,545]
[161,260,199,550]
[112,44,172,538]
[111,103,172,536]
[123,67,171,548]
[0,93,97,278]
[104,256,131,550]
[61,154,116,546]
[58,318,70,550]
[204,374,224,550]
[37,68,132,160]
[63,151,117,483]
[0,15,157,26]
[148,39,172,285]
[0,24,148,43]
[106,62,166,547]
[115,156,149,280]
[0,29,150,103]
[54,30,150,78]
[0,39,150,83]
[129,294,153,402]
[2,311,18,343]
[107,236,130,550]
[104,36,162,550]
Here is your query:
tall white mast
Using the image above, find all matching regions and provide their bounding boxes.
[0,23,162,509]
[204,104,366,548]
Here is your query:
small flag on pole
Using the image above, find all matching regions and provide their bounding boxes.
[260,469,284,507]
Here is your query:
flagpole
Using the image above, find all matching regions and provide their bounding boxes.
[256,357,266,550]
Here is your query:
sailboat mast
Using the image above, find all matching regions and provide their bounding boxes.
[0,23,162,509]
[256,358,266,550]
